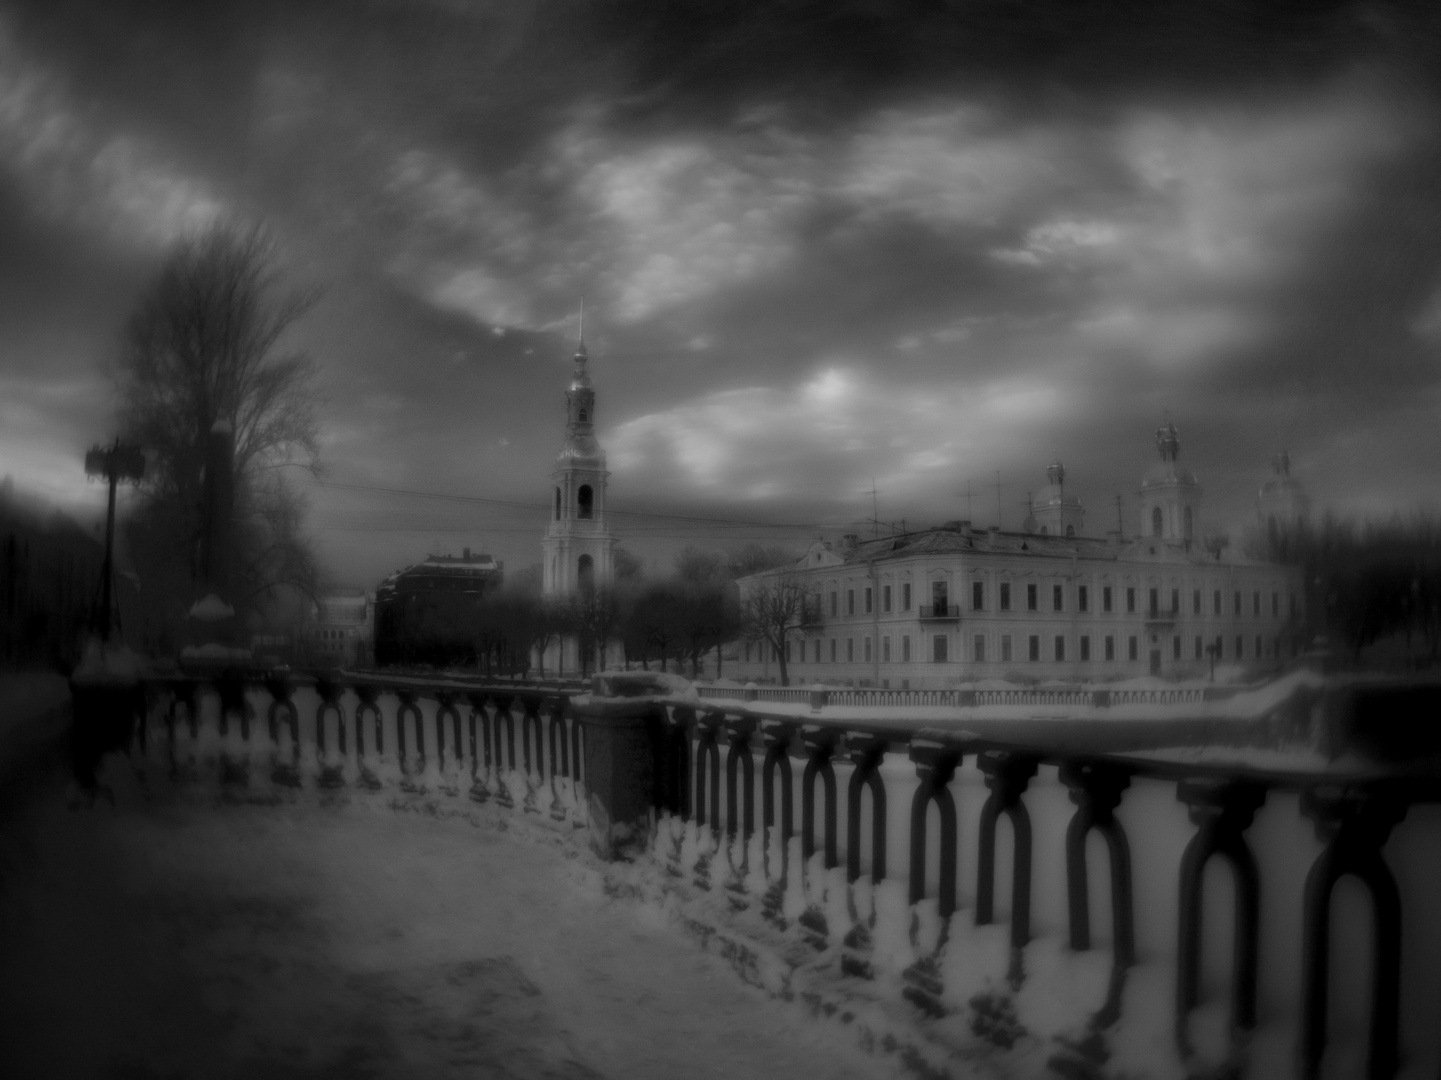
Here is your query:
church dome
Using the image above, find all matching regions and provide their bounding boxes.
[556,434,604,466]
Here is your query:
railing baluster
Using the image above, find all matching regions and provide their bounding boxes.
[723,716,756,893]
[1299,786,1404,1080]
[801,725,839,871]
[264,674,300,788]
[353,683,381,789]
[315,676,346,788]
[520,695,543,813]
[435,692,461,795]
[465,691,488,802]
[975,751,1038,954]
[1174,778,1266,1068]
[546,694,569,821]
[216,672,250,786]
[760,720,796,882]
[1059,759,1134,1029]
[491,694,515,808]
[908,739,962,921]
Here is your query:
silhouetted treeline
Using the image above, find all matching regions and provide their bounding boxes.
[1250,512,1441,662]
[371,543,795,678]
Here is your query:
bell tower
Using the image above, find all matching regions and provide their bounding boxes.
[1030,459,1086,537]
[539,312,618,673]
[1138,418,1202,544]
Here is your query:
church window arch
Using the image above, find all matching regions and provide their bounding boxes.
[578,554,595,594]
[1151,507,1163,538]
[578,485,594,519]
[1065,524,1075,537]
[554,487,561,521]
[578,408,589,423]
[1039,525,1048,535]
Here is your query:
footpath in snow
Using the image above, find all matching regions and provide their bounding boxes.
[0,783,905,1080]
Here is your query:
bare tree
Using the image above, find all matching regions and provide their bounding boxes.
[740,570,821,686]
[109,221,322,641]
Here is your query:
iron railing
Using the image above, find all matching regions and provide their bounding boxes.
[112,666,1441,1080]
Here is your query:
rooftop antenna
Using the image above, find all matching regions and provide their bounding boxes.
[870,477,879,538]
[962,480,973,521]
[1115,494,1124,536]
[995,469,1002,528]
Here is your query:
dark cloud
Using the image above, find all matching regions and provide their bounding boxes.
[0,0,1438,584]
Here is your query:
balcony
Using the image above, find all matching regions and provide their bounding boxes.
[1144,606,1179,629]
[918,604,959,621]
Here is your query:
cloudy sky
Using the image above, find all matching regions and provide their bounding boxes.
[1,0,1438,584]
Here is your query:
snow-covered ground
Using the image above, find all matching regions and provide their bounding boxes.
[0,785,903,1080]
[8,674,1440,1079]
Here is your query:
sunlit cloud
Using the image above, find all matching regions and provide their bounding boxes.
[563,122,814,322]
[608,366,1079,506]
[0,376,110,508]
[840,106,1072,231]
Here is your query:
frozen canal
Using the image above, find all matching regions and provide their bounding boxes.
[0,788,901,1080]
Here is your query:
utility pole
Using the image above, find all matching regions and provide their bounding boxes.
[84,440,145,644]
[1115,494,1125,538]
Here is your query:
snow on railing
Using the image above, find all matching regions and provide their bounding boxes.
[699,683,1217,710]
[89,666,1441,1080]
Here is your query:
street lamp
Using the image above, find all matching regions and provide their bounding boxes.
[84,440,145,644]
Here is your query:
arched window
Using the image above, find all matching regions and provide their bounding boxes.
[1151,507,1163,538]
[578,408,589,423]
[554,486,561,521]
[577,554,594,594]
[578,484,594,519]
[1183,506,1194,541]
[1065,524,1075,537]
[1039,525,1048,535]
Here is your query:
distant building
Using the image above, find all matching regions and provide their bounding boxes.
[734,421,1306,688]
[373,549,503,667]
[537,323,622,675]
[1,484,108,667]
[302,587,373,668]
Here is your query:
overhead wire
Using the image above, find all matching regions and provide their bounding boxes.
[300,476,845,533]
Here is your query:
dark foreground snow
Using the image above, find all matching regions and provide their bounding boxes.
[0,788,901,1080]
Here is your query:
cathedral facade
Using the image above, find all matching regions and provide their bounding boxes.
[734,422,1307,688]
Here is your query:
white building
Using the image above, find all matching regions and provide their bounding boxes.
[304,587,372,668]
[538,326,622,675]
[734,422,1306,688]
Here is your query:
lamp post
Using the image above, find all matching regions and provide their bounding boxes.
[84,439,145,644]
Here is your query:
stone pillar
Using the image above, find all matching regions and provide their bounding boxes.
[575,671,675,860]
[574,698,661,860]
